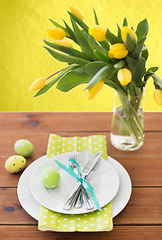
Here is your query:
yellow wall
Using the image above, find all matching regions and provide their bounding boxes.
[1,0,162,111]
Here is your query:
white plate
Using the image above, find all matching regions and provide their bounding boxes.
[17,154,132,220]
[29,152,120,214]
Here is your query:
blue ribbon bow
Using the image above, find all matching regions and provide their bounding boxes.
[55,158,102,211]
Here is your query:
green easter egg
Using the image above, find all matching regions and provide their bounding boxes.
[14,139,34,157]
[5,155,26,173]
[41,167,60,188]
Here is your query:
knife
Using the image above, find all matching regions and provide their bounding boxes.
[69,152,94,209]
[63,151,102,210]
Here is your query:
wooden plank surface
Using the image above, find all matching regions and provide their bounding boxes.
[0,112,162,239]
[0,188,162,225]
[1,226,162,240]
[1,155,162,187]
[0,112,162,132]
[1,131,162,158]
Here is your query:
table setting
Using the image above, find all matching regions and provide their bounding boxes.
[1,0,162,238]
[1,111,162,239]
[25,6,162,231]
[17,133,132,232]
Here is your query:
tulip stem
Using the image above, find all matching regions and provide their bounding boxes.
[45,64,78,80]
[117,93,144,147]
[65,36,72,39]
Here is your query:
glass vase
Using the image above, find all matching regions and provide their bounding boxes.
[110,90,145,151]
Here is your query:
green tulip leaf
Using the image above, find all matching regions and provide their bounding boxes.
[144,67,158,82]
[141,48,148,61]
[63,20,78,44]
[34,65,78,97]
[83,65,114,91]
[135,19,149,44]
[94,50,111,63]
[100,40,110,51]
[151,73,162,89]
[105,80,119,90]
[114,60,125,69]
[106,29,122,44]
[44,40,88,60]
[131,37,147,60]
[70,17,99,61]
[93,8,99,25]
[44,46,90,65]
[125,56,138,76]
[56,66,91,92]
[85,61,107,76]
[144,68,162,88]
[116,24,122,42]
[88,34,108,55]
[125,33,136,53]
[67,11,89,32]
[69,16,80,43]
[104,75,124,92]
[148,67,158,73]
[132,57,146,87]
[49,19,69,37]
[123,18,128,27]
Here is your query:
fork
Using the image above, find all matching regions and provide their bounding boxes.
[69,156,94,210]
[69,158,83,208]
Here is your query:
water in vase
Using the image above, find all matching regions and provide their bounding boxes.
[110,106,144,151]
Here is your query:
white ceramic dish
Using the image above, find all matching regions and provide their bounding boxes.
[17,154,132,219]
[29,152,120,214]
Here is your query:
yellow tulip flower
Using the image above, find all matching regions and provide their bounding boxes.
[153,89,162,106]
[69,6,83,21]
[89,25,106,42]
[87,80,104,100]
[109,43,128,59]
[121,26,137,42]
[46,27,66,40]
[117,68,132,85]
[53,40,73,48]
[29,78,46,92]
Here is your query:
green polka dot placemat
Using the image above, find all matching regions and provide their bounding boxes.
[38,134,113,232]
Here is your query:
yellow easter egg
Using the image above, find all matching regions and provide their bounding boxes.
[5,155,26,173]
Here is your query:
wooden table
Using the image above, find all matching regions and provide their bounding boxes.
[0,112,162,239]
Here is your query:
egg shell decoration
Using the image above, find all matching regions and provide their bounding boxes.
[14,139,34,157]
[41,167,60,189]
[5,155,26,173]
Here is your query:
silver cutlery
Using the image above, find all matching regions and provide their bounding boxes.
[63,151,102,210]
[69,156,83,208]
[69,156,94,210]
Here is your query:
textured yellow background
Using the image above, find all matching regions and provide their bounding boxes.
[1,0,162,111]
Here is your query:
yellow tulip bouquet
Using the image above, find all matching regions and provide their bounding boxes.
[29,6,162,150]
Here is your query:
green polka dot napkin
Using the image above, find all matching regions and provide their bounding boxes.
[38,134,113,232]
